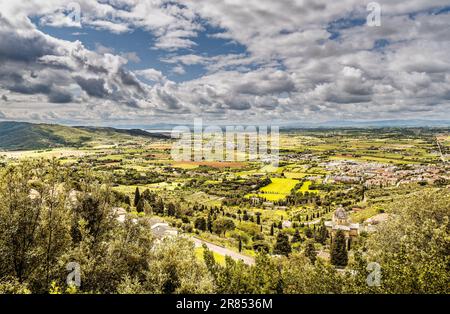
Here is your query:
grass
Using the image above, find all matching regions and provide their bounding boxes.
[283,172,308,179]
[172,162,199,169]
[112,182,181,196]
[121,164,151,172]
[260,209,291,221]
[0,148,88,159]
[259,164,283,173]
[246,193,286,201]
[245,178,300,201]
[260,178,299,194]
[0,121,156,151]
[195,247,226,266]
[297,181,319,193]
[350,206,382,223]
[112,185,141,195]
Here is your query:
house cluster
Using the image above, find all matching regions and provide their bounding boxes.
[281,153,321,163]
[323,160,449,187]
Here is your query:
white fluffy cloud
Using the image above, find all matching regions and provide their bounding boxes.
[0,0,450,124]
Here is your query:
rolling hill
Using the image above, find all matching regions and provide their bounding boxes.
[0,121,167,151]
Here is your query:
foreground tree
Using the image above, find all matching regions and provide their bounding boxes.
[0,160,72,292]
[282,253,344,294]
[142,238,213,293]
[365,189,450,293]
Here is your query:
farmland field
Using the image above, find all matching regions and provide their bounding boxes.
[297,181,319,193]
[1,124,449,295]
[260,178,299,194]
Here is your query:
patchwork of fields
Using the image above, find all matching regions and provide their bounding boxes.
[2,127,449,273]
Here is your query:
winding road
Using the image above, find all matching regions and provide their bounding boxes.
[190,236,255,265]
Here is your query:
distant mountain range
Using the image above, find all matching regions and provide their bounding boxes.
[139,119,450,130]
[1,119,449,151]
[280,119,450,128]
[0,121,167,151]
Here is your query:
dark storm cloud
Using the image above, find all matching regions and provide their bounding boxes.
[224,97,251,110]
[0,8,152,114]
[156,89,181,110]
[325,93,372,104]
[117,68,145,94]
[8,80,51,95]
[74,76,109,98]
[48,90,73,103]
[0,26,55,63]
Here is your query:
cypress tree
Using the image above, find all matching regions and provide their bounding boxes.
[291,229,302,243]
[154,198,164,215]
[136,198,145,213]
[304,240,317,264]
[305,227,313,238]
[167,203,176,216]
[134,187,140,207]
[315,220,328,244]
[207,213,213,233]
[331,230,348,267]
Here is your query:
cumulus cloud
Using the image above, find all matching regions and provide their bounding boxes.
[0,0,450,124]
[171,65,186,75]
[135,68,166,83]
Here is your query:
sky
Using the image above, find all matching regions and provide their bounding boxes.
[0,0,450,127]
